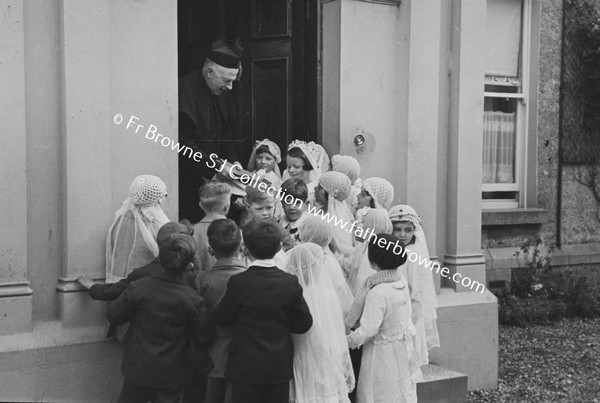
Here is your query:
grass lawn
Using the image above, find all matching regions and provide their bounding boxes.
[468,317,600,402]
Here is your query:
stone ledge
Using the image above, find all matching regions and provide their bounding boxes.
[429,288,498,390]
[482,208,548,226]
[417,364,468,403]
[0,320,108,354]
[0,333,122,402]
[0,282,33,297]
[484,243,600,271]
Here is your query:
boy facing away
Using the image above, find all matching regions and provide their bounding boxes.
[195,219,246,403]
[211,220,313,403]
[107,232,215,403]
[193,180,231,272]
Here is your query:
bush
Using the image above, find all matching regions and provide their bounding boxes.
[511,238,554,299]
[497,239,600,326]
[561,275,600,318]
[499,295,567,327]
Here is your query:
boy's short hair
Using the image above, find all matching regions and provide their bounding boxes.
[207,219,241,257]
[157,221,193,244]
[199,180,231,213]
[242,220,281,260]
[368,233,407,270]
[158,233,197,273]
[280,178,308,203]
[245,182,274,205]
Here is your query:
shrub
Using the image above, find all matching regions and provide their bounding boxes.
[498,239,600,326]
[499,295,567,327]
[561,275,600,318]
[511,238,555,298]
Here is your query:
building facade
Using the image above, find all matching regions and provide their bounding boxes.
[4,0,592,400]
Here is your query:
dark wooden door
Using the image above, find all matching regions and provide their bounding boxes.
[178,0,319,166]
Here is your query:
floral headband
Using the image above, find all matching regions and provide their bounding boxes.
[388,205,421,226]
[253,139,282,163]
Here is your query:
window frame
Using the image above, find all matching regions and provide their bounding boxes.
[482,0,532,210]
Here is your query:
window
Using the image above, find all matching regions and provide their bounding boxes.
[482,0,532,209]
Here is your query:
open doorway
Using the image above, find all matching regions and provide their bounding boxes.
[177,0,320,166]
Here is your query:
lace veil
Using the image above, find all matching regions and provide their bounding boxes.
[105,175,169,283]
[298,215,354,313]
[247,139,282,178]
[287,243,355,402]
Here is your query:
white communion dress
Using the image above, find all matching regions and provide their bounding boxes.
[347,279,422,403]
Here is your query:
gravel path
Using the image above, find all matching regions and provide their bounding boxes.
[468,317,600,402]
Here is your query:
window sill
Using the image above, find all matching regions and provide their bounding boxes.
[481,208,548,226]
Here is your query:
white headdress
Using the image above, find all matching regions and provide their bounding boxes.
[331,155,360,185]
[318,171,354,255]
[105,175,170,283]
[298,216,353,313]
[362,177,395,211]
[284,140,330,183]
[247,139,282,178]
[346,208,393,292]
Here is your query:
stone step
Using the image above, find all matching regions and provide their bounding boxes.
[417,364,468,403]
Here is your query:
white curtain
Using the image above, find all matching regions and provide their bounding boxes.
[483,111,516,183]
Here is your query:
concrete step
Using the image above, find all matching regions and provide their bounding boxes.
[417,364,468,403]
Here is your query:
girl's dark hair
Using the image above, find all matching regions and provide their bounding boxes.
[287,147,314,171]
[255,144,274,157]
[368,233,407,270]
[364,190,376,208]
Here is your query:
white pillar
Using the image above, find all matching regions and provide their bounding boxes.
[56,0,179,327]
[444,0,488,292]
[405,0,445,292]
[0,0,33,335]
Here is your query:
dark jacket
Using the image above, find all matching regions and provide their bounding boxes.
[106,271,216,388]
[195,257,246,378]
[211,265,313,384]
[89,260,196,301]
[179,69,241,222]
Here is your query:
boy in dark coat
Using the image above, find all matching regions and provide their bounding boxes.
[107,232,215,403]
[195,218,246,403]
[212,219,313,403]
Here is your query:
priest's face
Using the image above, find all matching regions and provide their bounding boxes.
[206,65,239,95]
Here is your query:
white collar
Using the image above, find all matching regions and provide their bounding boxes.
[250,258,277,268]
[281,213,306,229]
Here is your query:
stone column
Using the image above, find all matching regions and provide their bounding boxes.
[444,0,488,292]
[56,0,178,327]
[56,0,112,327]
[0,0,33,335]
[405,0,445,292]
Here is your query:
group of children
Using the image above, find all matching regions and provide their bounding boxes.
[80,139,440,403]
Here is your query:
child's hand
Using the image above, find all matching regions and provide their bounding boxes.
[76,275,95,290]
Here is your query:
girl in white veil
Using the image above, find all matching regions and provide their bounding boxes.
[298,215,354,314]
[314,171,355,256]
[247,139,282,188]
[287,243,355,403]
[331,155,362,215]
[338,208,393,295]
[282,140,330,202]
[105,175,169,283]
[389,205,440,364]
